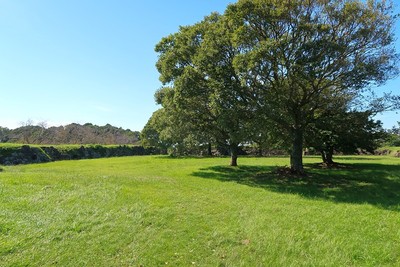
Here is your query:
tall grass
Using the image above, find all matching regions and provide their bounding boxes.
[0,156,399,266]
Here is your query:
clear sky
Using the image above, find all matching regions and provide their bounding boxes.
[0,0,399,131]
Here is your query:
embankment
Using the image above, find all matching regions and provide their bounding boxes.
[0,144,160,165]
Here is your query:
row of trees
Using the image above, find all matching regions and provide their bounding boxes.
[142,0,399,173]
[142,107,391,161]
[0,123,140,145]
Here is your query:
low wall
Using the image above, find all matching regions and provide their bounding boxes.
[0,145,160,165]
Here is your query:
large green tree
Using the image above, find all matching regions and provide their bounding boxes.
[155,13,256,166]
[141,108,172,153]
[141,107,212,156]
[225,0,397,173]
[153,0,397,171]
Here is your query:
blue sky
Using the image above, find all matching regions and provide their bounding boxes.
[0,0,398,131]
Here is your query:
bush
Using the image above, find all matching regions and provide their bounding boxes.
[0,144,162,165]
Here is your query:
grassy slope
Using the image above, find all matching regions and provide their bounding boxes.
[378,146,400,156]
[0,156,399,266]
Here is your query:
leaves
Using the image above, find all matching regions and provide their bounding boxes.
[151,0,398,169]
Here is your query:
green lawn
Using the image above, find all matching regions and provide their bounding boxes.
[0,156,399,266]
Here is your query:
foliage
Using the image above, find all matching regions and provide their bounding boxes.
[306,110,386,163]
[155,13,256,166]
[224,0,398,172]
[152,0,398,171]
[141,108,213,156]
[385,121,400,146]
[0,127,10,142]
[0,144,158,165]
[140,109,171,152]
[0,123,140,145]
[0,156,399,266]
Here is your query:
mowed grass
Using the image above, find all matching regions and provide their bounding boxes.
[0,156,399,266]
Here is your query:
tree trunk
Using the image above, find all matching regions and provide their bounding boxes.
[207,143,212,156]
[257,142,263,157]
[321,150,327,163]
[325,153,334,165]
[290,128,304,174]
[230,144,238,167]
[323,146,335,165]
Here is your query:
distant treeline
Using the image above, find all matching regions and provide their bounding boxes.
[0,123,140,145]
[0,144,160,165]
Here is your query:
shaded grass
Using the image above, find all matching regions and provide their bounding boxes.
[193,158,400,211]
[0,156,399,266]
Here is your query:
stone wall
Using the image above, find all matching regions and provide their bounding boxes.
[0,145,160,165]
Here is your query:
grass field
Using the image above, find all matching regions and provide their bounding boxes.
[0,155,399,266]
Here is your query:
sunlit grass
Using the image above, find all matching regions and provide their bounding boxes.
[0,155,399,266]
[378,146,400,156]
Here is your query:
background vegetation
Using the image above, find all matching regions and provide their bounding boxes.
[0,123,140,145]
[1,120,399,166]
[0,144,159,165]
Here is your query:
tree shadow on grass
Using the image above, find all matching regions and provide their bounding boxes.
[192,163,400,211]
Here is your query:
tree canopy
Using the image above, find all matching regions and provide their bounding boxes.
[305,109,386,164]
[227,0,397,172]
[151,0,398,171]
[154,13,256,165]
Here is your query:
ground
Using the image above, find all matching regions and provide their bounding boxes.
[0,155,399,266]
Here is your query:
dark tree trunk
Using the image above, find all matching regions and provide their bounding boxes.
[257,142,263,157]
[321,146,335,165]
[321,150,327,163]
[290,128,304,174]
[207,143,212,156]
[230,144,238,167]
[325,152,334,165]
